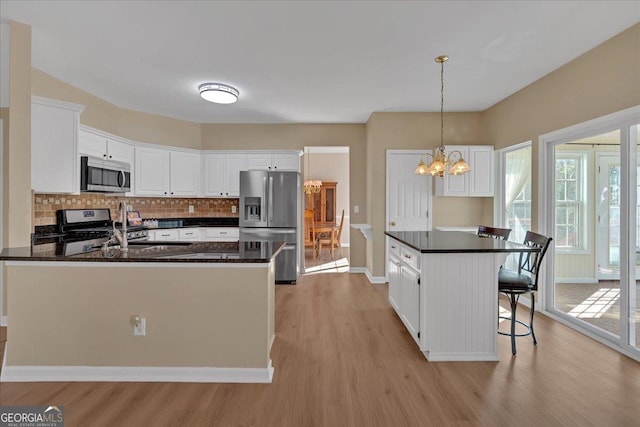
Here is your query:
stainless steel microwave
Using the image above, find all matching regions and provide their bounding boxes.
[80,156,131,193]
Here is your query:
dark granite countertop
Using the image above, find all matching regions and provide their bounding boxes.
[0,240,284,263]
[385,230,538,253]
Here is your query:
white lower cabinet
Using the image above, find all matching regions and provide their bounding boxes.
[149,229,179,241]
[204,227,239,241]
[387,238,420,344]
[400,263,420,342]
[148,227,239,242]
[178,228,202,241]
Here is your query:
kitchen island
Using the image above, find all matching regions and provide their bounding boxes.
[385,230,538,361]
[0,240,283,383]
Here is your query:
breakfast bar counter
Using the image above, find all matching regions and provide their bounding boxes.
[0,240,283,383]
[385,230,537,361]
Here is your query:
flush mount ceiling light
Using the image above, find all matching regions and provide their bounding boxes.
[198,83,239,104]
[415,55,471,178]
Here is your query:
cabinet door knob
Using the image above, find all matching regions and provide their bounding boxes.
[109,155,112,158]
[103,154,107,157]
[164,192,167,195]
[391,221,396,226]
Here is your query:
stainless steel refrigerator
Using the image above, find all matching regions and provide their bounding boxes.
[239,170,300,283]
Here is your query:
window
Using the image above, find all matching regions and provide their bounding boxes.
[555,153,586,250]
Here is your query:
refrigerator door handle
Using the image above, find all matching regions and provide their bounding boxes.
[268,176,274,223]
[261,176,267,222]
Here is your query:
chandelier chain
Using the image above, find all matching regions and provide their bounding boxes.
[440,59,444,151]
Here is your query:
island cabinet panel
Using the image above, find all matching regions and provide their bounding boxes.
[385,230,535,361]
[386,237,420,344]
[3,262,276,383]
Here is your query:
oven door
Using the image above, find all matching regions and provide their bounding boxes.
[81,156,131,193]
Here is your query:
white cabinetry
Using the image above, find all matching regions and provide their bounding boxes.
[178,228,201,241]
[149,229,179,241]
[247,153,300,171]
[434,145,494,197]
[135,147,201,196]
[148,227,239,242]
[203,153,247,197]
[204,227,239,241]
[135,147,170,196]
[31,96,84,193]
[78,128,133,165]
[387,242,401,312]
[387,238,420,344]
[170,151,202,197]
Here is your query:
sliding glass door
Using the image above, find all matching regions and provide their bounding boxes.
[542,109,639,359]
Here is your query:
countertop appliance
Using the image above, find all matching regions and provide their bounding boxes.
[239,170,300,283]
[80,155,131,193]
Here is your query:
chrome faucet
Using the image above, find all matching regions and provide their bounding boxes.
[113,200,128,251]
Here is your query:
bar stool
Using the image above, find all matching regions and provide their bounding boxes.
[498,231,552,355]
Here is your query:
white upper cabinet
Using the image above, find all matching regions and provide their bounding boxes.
[31,96,84,194]
[434,145,494,197]
[135,147,201,197]
[78,128,134,165]
[203,153,247,197]
[134,147,171,196]
[468,146,494,197]
[170,151,202,197]
[247,153,300,171]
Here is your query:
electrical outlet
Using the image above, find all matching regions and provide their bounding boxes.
[354,205,359,213]
[189,205,194,213]
[133,316,146,336]
[231,205,237,214]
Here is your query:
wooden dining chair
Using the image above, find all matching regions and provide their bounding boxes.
[318,209,345,259]
[304,209,318,259]
[477,225,512,241]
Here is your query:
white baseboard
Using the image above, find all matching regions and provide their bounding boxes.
[349,267,386,284]
[0,316,6,327]
[1,350,274,383]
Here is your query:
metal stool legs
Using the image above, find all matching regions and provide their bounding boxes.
[498,292,537,355]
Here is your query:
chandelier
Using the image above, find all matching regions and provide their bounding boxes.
[303,179,323,194]
[303,147,322,194]
[415,55,470,178]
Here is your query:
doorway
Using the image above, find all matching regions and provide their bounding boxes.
[302,146,350,274]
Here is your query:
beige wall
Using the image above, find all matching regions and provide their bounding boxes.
[7,263,274,368]
[31,68,201,149]
[365,112,490,276]
[483,23,640,232]
[202,124,367,268]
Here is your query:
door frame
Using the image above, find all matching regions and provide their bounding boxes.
[538,105,639,361]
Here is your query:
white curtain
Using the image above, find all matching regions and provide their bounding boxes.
[504,146,532,246]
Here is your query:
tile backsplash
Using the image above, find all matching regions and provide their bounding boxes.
[33,193,239,227]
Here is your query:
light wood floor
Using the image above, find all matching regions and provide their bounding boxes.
[1,272,639,426]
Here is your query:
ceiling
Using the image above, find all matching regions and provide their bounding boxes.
[1,1,639,124]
